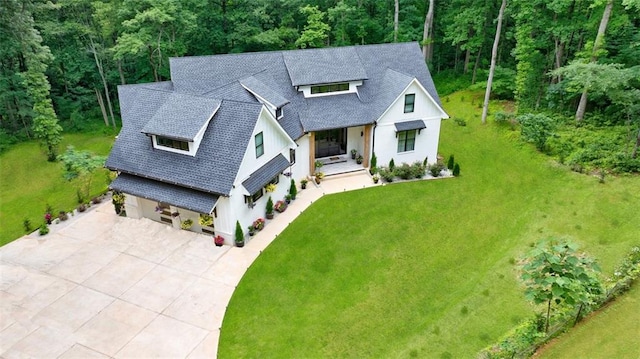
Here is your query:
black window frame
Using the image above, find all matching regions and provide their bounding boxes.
[255,132,264,158]
[276,107,283,119]
[156,136,189,151]
[289,148,296,165]
[310,83,350,94]
[404,93,416,113]
[397,130,417,152]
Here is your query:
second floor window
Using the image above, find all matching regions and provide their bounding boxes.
[255,132,264,158]
[404,94,415,113]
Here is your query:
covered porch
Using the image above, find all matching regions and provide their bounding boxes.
[308,124,373,175]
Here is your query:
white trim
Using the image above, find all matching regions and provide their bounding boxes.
[375,78,449,122]
[298,80,362,98]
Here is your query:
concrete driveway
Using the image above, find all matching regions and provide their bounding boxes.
[0,171,379,358]
[0,201,263,358]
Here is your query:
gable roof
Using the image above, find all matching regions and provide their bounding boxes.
[282,47,368,86]
[107,84,264,196]
[240,76,290,108]
[141,92,220,141]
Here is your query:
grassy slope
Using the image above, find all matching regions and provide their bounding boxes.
[536,285,640,358]
[218,91,640,358]
[0,132,115,245]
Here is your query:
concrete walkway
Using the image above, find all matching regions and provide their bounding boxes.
[0,171,377,358]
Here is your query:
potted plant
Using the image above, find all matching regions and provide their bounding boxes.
[248,225,255,236]
[77,204,87,212]
[112,192,125,214]
[181,219,193,230]
[314,160,324,170]
[300,178,308,189]
[356,155,364,164]
[274,200,287,213]
[234,220,244,247]
[199,214,213,227]
[44,212,52,225]
[58,211,69,221]
[266,196,274,219]
[285,194,292,204]
[372,175,380,184]
[314,172,324,184]
[265,183,276,193]
[350,149,357,159]
[213,235,225,247]
[253,217,265,231]
[289,179,297,199]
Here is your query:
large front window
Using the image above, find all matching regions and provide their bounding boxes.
[156,136,189,151]
[255,132,264,158]
[397,130,416,152]
[314,128,347,158]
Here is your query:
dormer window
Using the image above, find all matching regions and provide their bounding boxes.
[311,83,350,94]
[275,107,283,119]
[156,136,189,151]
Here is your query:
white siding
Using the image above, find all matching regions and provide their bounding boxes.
[346,126,365,157]
[373,80,445,168]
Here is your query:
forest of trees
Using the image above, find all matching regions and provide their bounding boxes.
[1,0,639,170]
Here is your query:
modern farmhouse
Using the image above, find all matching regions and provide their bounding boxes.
[106,42,449,243]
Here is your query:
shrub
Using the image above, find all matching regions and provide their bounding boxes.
[429,163,444,177]
[411,161,425,178]
[58,211,68,221]
[395,163,413,180]
[23,218,32,233]
[517,113,556,151]
[453,163,461,176]
[370,152,377,171]
[389,158,395,171]
[447,155,454,170]
[423,156,428,166]
[235,220,244,243]
[266,196,274,215]
[39,223,49,236]
[379,167,395,182]
[199,214,213,227]
[181,219,193,230]
[289,179,297,200]
[453,117,467,126]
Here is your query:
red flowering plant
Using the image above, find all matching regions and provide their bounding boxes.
[274,200,287,213]
[253,218,265,231]
[44,213,52,224]
[213,235,225,246]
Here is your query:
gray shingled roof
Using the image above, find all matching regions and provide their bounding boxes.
[282,47,368,87]
[240,76,289,108]
[110,43,446,203]
[395,120,426,132]
[111,173,218,214]
[141,92,221,141]
[107,84,264,196]
[242,154,290,194]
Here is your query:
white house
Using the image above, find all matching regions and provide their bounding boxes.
[106,42,448,243]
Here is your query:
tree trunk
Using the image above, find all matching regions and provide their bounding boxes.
[422,0,435,62]
[394,0,399,42]
[633,127,640,159]
[481,0,506,124]
[574,303,584,326]
[575,0,613,122]
[89,37,117,128]
[95,88,109,126]
[471,46,482,84]
[463,47,471,73]
[545,299,551,333]
[117,60,126,85]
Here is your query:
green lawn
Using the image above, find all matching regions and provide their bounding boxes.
[218,91,640,358]
[0,131,116,245]
[536,285,640,358]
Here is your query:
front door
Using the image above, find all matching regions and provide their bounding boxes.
[315,128,347,158]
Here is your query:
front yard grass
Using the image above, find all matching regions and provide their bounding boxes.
[0,132,115,245]
[218,91,640,357]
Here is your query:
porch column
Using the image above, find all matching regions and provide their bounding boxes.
[363,124,372,168]
[308,132,315,175]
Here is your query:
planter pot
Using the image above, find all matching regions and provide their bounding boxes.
[301,184,306,189]
[249,231,255,236]
[214,241,223,247]
[285,199,291,204]
[236,240,245,248]
[373,178,379,184]
[315,177,321,184]
[266,213,274,220]
[351,153,356,159]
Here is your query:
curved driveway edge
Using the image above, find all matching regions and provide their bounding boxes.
[0,172,376,358]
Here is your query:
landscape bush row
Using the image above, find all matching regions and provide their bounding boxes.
[372,155,460,183]
[493,111,640,174]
